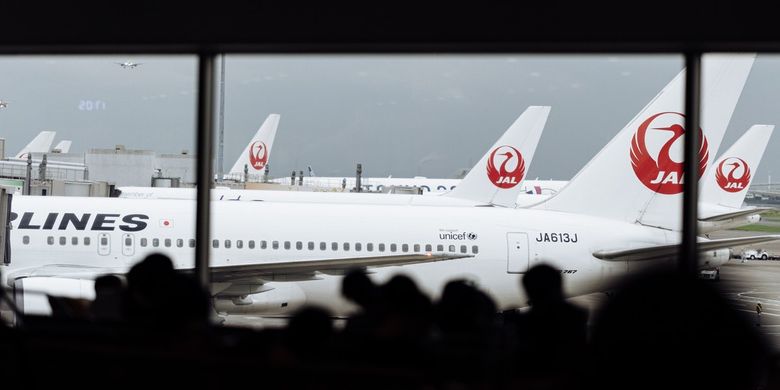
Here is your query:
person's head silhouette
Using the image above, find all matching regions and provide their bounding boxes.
[522,264,563,306]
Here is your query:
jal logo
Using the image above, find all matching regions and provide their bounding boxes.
[630,112,708,194]
[486,145,525,189]
[715,157,751,193]
[248,141,268,170]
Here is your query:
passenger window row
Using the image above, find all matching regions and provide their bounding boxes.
[139,238,195,248]
[37,235,91,246]
[207,239,479,255]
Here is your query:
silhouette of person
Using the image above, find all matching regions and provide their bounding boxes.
[90,274,124,322]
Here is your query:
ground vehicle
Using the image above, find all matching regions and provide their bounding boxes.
[742,249,769,260]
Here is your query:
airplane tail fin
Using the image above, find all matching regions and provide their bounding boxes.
[16,131,56,158]
[52,140,72,153]
[446,106,550,207]
[228,114,280,179]
[534,54,755,231]
[700,124,774,213]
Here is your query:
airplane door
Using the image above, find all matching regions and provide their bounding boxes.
[122,234,135,257]
[507,232,529,273]
[97,233,110,256]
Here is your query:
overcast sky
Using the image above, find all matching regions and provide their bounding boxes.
[0,54,778,183]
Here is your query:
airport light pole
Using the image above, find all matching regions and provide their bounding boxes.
[681,52,701,278]
[195,53,216,289]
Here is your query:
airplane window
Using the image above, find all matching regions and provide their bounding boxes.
[153,238,159,247]
[437,244,444,251]
[248,240,255,249]
[22,235,29,245]
[460,245,467,254]
[125,237,131,246]
[263,240,269,249]
[225,240,231,249]
[59,236,66,246]
[449,245,456,252]
[355,243,362,251]
[177,239,184,248]
[140,238,147,247]
[378,243,385,252]
[165,238,172,247]
[425,244,432,252]
[84,237,90,246]
[367,243,374,252]
[343,242,350,251]
[212,239,219,248]
[320,242,326,250]
[189,239,196,248]
[413,244,420,252]
[296,241,302,250]
[101,237,109,246]
[472,245,479,254]
[308,241,314,250]
[272,241,278,249]
[402,244,409,252]
[284,241,290,250]
[72,237,78,245]
[236,240,243,249]
[390,244,397,252]
[332,242,338,251]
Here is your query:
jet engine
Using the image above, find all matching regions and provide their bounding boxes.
[214,282,306,315]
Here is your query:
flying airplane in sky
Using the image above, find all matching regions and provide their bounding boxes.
[4,54,772,318]
[0,100,8,109]
[116,61,142,69]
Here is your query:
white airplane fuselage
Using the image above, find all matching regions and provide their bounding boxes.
[3,195,673,315]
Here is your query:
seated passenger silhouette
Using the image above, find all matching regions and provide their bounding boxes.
[90,274,124,322]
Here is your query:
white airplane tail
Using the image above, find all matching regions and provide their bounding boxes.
[52,140,72,153]
[16,131,56,158]
[534,54,755,231]
[447,106,550,207]
[228,114,280,178]
[700,124,774,212]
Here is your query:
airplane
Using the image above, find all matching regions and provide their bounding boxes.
[116,61,142,69]
[0,100,8,109]
[119,106,552,208]
[52,140,72,154]
[223,114,280,181]
[14,131,56,160]
[4,54,772,318]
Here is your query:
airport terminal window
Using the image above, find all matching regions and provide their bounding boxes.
[414,244,420,252]
[308,241,314,250]
[343,242,350,251]
[272,241,278,249]
[84,237,90,246]
[460,245,467,254]
[367,243,374,252]
[212,239,219,249]
[320,242,326,250]
[284,241,291,250]
[390,244,397,252]
[248,240,255,249]
[189,239,196,248]
[177,239,184,248]
[224,240,231,249]
[59,236,66,246]
[402,244,409,252]
[379,243,385,252]
[236,240,243,249]
[449,245,456,252]
[153,238,160,247]
[355,243,362,251]
[437,244,444,251]
[72,237,78,245]
[332,242,338,251]
[22,235,29,245]
[425,244,432,252]
[472,245,478,254]
[296,241,302,250]
[165,239,171,247]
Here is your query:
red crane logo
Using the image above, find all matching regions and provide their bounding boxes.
[248,141,268,170]
[630,112,708,195]
[486,145,525,189]
[715,157,751,193]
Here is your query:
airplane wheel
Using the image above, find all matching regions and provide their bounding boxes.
[763,254,768,260]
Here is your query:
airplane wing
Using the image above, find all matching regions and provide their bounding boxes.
[699,207,776,222]
[205,252,472,282]
[593,235,780,262]
[5,252,472,285]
